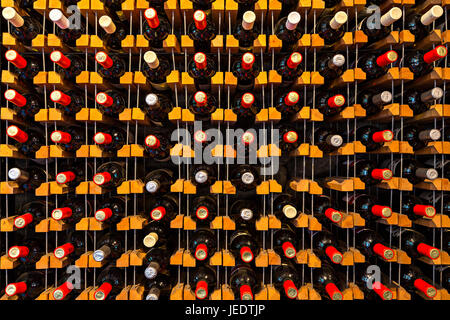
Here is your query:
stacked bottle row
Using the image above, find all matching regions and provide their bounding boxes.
[1,0,449,301]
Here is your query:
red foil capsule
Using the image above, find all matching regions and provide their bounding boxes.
[95,51,113,69]
[371,168,392,181]
[56,171,76,184]
[371,205,392,218]
[413,204,436,218]
[50,90,71,106]
[14,213,33,229]
[195,206,209,220]
[327,94,345,108]
[282,241,297,258]
[53,282,74,300]
[284,91,299,106]
[51,51,71,69]
[144,8,160,28]
[195,243,208,260]
[373,243,394,260]
[372,130,393,143]
[96,92,114,106]
[241,93,254,108]
[376,50,398,67]
[94,132,113,145]
[414,279,437,299]
[325,283,343,300]
[194,52,207,69]
[325,246,343,264]
[240,246,254,262]
[145,135,160,149]
[94,282,113,300]
[5,89,26,107]
[325,207,342,223]
[5,49,27,68]
[150,206,166,221]
[372,282,393,300]
[93,172,112,185]
[194,10,207,30]
[7,125,28,143]
[95,208,113,222]
[423,45,447,64]
[242,53,255,70]
[417,243,440,259]
[54,243,75,259]
[5,282,27,296]
[283,280,298,299]
[283,131,298,144]
[195,280,208,299]
[8,246,30,259]
[286,52,302,69]
[51,207,73,220]
[239,284,253,300]
[51,131,72,144]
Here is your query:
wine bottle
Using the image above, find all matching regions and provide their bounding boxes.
[93,127,127,152]
[389,227,440,260]
[360,7,402,42]
[189,228,217,261]
[93,233,124,262]
[93,161,126,188]
[358,90,392,116]
[230,199,259,224]
[232,92,261,119]
[98,15,127,51]
[357,50,398,79]
[56,159,92,187]
[141,93,173,122]
[403,87,443,115]
[311,263,344,300]
[188,52,216,90]
[316,11,348,45]
[188,10,216,52]
[49,9,85,47]
[311,127,344,153]
[141,220,170,249]
[51,51,85,81]
[230,165,261,192]
[13,201,47,230]
[94,265,124,300]
[396,125,441,151]
[233,11,259,52]
[405,46,447,77]
[277,125,301,153]
[145,274,172,300]
[390,192,436,220]
[274,11,302,52]
[190,266,216,300]
[52,275,85,300]
[50,127,85,152]
[149,194,178,221]
[340,159,392,185]
[340,193,392,220]
[4,89,41,120]
[356,263,393,300]
[273,262,299,299]
[5,49,40,82]
[142,50,171,91]
[273,224,298,259]
[96,90,126,117]
[144,132,173,161]
[404,5,444,41]
[355,228,395,261]
[99,0,128,22]
[144,169,175,194]
[275,91,301,116]
[232,52,260,90]
[188,91,217,120]
[305,195,343,224]
[230,227,260,263]
[2,7,41,46]
[143,8,170,48]
[190,165,217,187]
[51,198,90,225]
[316,53,346,80]
[381,158,438,184]
[54,231,93,260]
[353,125,393,152]
[143,247,169,279]
[398,265,438,299]
[191,195,217,223]
[276,52,303,83]
[310,230,344,264]
[8,237,44,265]
[8,166,48,192]
[7,125,44,157]
[316,92,345,117]
[50,90,84,116]
[273,193,299,221]
[4,271,45,300]
[95,51,126,83]
[229,265,259,300]
[95,197,126,224]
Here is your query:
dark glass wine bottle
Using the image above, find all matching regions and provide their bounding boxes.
[229,265,259,300]
[50,90,84,116]
[273,262,299,299]
[96,90,126,117]
[188,91,217,120]
[2,7,41,46]
[358,90,392,116]
[353,125,393,152]
[49,9,85,47]
[381,158,438,184]
[191,195,217,223]
[4,89,41,120]
[98,15,127,51]
[142,50,171,91]
[273,224,298,259]
[405,46,447,77]
[189,228,217,261]
[94,265,124,300]
[188,52,216,90]
[360,7,402,42]
[95,51,126,83]
[312,127,344,153]
[396,125,441,151]
[403,5,443,41]
[232,52,260,90]
[4,271,45,300]
[355,228,395,261]
[403,87,443,115]
[275,91,301,116]
[51,51,85,81]
[316,92,345,117]
[316,53,346,80]
[233,11,259,52]
[8,166,48,192]
[274,11,302,52]
[141,93,173,122]
[143,8,170,48]
[276,52,303,83]
[5,49,40,82]
[50,127,85,152]
[93,161,126,188]
[51,197,89,225]
[358,50,398,80]
[95,197,126,224]
[144,169,175,194]
[230,165,261,192]
[149,194,178,221]
[143,247,169,279]
[316,11,348,45]
[188,10,216,52]
[7,125,44,157]
[93,233,124,262]
[144,132,173,161]
[340,159,392,185]
[190,266,216,300]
